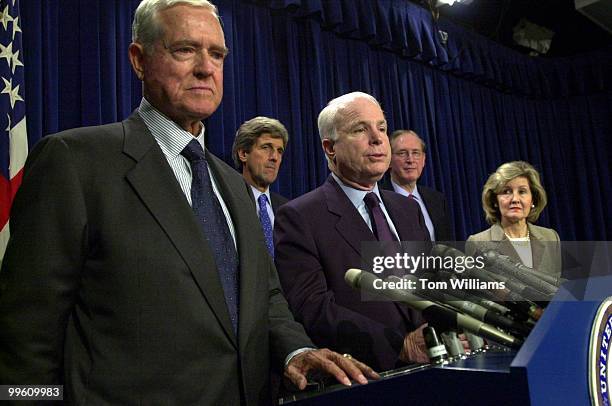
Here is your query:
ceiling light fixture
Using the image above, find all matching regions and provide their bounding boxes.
[436,0,473,7]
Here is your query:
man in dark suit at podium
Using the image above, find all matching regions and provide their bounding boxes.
[275,92,431,372]
[380,129,453,242]
[232,116,289,256]
[0,1,377,404]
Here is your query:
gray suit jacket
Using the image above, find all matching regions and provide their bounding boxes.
[466,223,562,278]
[0,112,312,405]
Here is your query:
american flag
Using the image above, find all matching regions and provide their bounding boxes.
[0,0,27,261]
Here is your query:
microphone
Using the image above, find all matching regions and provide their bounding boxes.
[428,245,545,320]
[489,272,553,302]
[344,268,524,348]
[435,270,544,322]
[434,271,512,316]
[511,259,565,288]
[389,275,531,336]
[478,250,559,296]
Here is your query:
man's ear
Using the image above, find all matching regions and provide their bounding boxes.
[128,43,146,81]
[322,139,335,161]
[238,149,249,163]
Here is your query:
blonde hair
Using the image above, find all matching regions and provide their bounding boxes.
[481,161,548,225]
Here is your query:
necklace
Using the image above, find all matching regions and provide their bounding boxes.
[504,229,530,240]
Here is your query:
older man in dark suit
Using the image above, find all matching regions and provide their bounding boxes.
[0,1,377,404]
[274,92,431,372]
[380,129,453,242]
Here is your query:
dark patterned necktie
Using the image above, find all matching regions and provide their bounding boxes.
[364,192,397,242]
[181,140,239,333]
[257,194,274,257]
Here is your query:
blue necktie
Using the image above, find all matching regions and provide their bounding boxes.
[181,140,239,333]
[258,194,274,257]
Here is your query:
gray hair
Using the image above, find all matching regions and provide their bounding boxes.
[132,0,219,52]
[317,92,382,143]
[232,116,289,169]
[481,161,548,225]
[389,129,427,154]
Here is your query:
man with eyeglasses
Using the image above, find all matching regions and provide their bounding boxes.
[380,129,453,242]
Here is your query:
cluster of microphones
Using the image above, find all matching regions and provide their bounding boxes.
[345,244,566,363]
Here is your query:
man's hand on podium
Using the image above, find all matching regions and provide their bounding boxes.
[399,323,430,364]
[284,348,380,390]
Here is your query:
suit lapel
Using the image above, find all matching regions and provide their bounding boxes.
[378,191,427,325]
[270,193,288,213]
[244,180,256,205]
[381,191,419,241]
[528,224,545,270]
[324,176,376,258]
[122,114,238,348]
[418,187,438,224]
[491,224,523,264]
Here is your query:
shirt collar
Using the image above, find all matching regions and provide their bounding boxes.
[391,179,420,201]
[331,172,383,208]
[250,184,271,204]
[138,97,206,157]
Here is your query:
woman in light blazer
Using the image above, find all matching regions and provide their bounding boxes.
[467,161,561,278]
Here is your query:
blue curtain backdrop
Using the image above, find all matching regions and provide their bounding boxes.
[19,0,611,241]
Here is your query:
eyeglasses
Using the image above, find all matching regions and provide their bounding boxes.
[393,150,423,159]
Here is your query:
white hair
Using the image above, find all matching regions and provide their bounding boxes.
[317,91,382,143]
[132,0,219,52]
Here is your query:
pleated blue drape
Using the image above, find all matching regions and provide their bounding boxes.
[19,0,611,240]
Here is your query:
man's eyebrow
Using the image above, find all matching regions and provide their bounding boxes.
[354,119,387,125]
[210,44,230,55]
[165,39,198,47]
[165,40,229,55]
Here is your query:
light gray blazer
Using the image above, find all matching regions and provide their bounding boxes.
[466,222,562,278]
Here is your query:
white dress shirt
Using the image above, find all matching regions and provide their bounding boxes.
[250,185,275,226]
[332,173,401,240]
[138,98,237,248]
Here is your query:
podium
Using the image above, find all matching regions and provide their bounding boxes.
[279,275,612,405]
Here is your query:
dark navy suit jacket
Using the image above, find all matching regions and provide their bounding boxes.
[274,176,429,371]
[379,173,453,241]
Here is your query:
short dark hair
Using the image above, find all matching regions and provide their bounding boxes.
[231,116,289,169]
